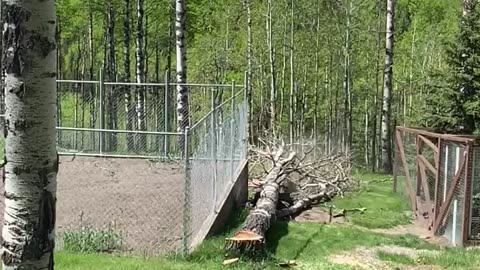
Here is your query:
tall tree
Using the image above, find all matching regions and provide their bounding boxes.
[267,0,276,135]
[381,0,395,173]
[106,0,118,150]
[124,0,135,150]
[136,0,147,150]
[1,0,58,268]
[176,0,188,134]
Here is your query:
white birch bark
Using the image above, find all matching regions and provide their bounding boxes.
[176,0,188,133]
[266,0,276,135]
[135,0,147,150]
[381,0,395,173]
[2,0,58,268]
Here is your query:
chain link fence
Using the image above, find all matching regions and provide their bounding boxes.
[0,73,248,255]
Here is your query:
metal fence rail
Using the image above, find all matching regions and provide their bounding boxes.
[0,72,249,255]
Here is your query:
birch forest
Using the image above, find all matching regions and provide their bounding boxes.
[56,0,461,170]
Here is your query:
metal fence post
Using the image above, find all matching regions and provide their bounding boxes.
[164,70,170,157]
[182,127,191,255]
[211,89,218,213]
[230,81,236,183]
[99,68,105,154]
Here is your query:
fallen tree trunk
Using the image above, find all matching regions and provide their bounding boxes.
[226,149,296,251]
[276,189,336,218]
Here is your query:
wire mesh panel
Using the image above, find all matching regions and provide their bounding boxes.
[436,141,466,246]
[469,146,480,240]
[187,87,248,249]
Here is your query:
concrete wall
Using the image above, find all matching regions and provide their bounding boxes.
[189,160,248,248]
[208,160,248,235]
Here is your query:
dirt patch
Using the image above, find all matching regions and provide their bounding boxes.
[0,156,185,254]
[367,221,451,247]
[296,207,450,247]
[329,245,440,270]
[293,207,347,224]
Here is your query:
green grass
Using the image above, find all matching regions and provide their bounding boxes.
[416,248,480,269]
[328,173,413,229]
[377,251,416,265]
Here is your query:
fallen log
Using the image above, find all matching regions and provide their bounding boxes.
[276,189,336,218]
[226,148,296,252]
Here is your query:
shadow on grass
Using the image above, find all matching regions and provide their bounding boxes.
[266,221,289,255]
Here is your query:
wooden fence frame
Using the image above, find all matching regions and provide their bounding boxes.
[394,126,476,245]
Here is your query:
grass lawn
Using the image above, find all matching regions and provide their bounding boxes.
[53,173,480,269]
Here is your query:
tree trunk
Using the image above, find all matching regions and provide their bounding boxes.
[267,0,276,136]
[288,1,295,144]
[2,0,58,268]
[381,0,395,173]
[124,0,135,151]
[228,150,296,250]
[106,0,118,151]
[176,0,188,137]
[136,0,147,151]
[343,0,352,154]
[246,0,253,142]
[372,1,382,172]
[88,3,97,150]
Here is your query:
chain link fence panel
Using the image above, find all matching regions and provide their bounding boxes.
[0,78,248,256]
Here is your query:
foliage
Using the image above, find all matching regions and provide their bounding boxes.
[423,2,480,133]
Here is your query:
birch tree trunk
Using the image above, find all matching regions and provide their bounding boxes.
[381,0,395,173]
[246,0,253,142]
[2,0,58,268]
[288,1,295,145]
[124,0,135,151]
[343,0,353,154]
[372,0,382,172]
[266,0,276,136]
[176,0,188,136]
[136,0,147,151]
[106,0,118,151]
[88,3,97,149]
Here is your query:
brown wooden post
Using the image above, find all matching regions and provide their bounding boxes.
[463,142,473,245]
[432,138,441,235]
[396,129,416,211]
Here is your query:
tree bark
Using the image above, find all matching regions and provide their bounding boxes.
[245,0,253,142]
[88,3,97,150]
[228,150,296,250]
[124,0,135,151]
[2,0,58,268]
[288,1,295,144]
[106,0,118,151]
[176,0,188,137]
[267,0,276,136]
[343,0,353,154]
[381,0,395,173]
[136,0,147,151]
